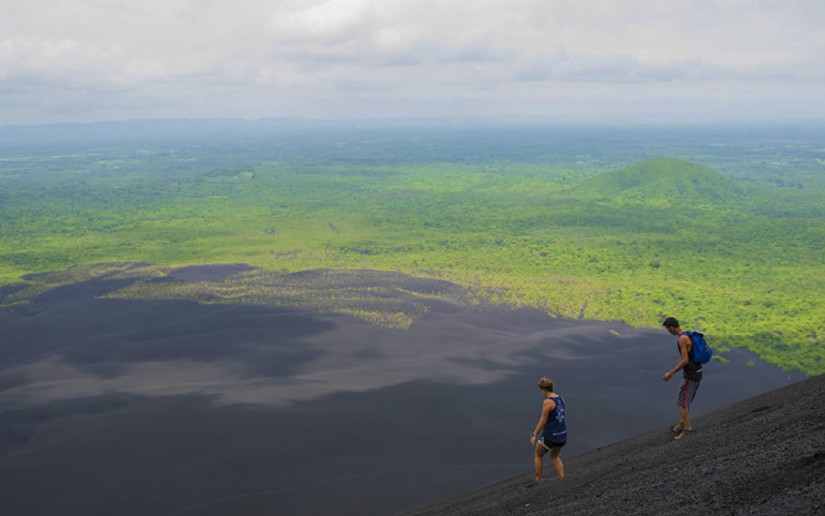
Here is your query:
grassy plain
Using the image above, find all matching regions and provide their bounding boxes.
[1,121,823,374]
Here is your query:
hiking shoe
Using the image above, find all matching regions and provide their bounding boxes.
[671,422,684,433]
[673,428,693,441]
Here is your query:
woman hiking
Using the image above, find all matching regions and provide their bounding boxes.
[529,377,567,481]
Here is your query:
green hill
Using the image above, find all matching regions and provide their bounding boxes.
[577,157,739,202]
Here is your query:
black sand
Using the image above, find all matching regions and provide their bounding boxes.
[0,267,806,516]
[406,374,825,516]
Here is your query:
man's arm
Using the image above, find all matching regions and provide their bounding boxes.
[662,335,690,381]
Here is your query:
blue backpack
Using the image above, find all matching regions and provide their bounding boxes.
[682,331,713,364]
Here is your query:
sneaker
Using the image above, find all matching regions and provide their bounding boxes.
[673,428,693,441]
[671,422,684,433]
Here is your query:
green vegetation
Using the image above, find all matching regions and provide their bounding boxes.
[1,123,823,374]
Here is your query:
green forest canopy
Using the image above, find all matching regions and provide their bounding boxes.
[1,124,823,374]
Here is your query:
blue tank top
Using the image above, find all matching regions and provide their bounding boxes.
[542,395,567,443]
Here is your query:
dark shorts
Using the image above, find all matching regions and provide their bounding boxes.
[677,378,701,408]
[538,438,566,450]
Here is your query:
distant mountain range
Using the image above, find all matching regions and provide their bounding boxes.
[0,118,342,145]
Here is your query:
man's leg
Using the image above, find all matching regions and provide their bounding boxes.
[674,406,693,440]
[675,379,698,440]
[678,405,692,430]
[676,379,694,430]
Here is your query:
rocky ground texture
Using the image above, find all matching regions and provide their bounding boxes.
[406,374,825,516]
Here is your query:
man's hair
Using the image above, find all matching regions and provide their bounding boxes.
[537,377,555,392]
[662,317,680,328]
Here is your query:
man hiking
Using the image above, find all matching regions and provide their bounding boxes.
[661,317,703,440]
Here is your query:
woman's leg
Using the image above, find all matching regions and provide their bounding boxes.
[534,443,548,482]
[550,446,565,478]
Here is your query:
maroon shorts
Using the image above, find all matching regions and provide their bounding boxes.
[677,378,701,408]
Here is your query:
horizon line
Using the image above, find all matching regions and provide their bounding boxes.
[4,114,825,131]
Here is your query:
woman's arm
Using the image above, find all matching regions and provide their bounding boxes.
[530,398,555,445]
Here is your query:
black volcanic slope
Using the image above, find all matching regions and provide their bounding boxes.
[406,374,825,516]
[0,265,811,516]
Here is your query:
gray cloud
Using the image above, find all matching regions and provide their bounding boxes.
[514,54,750,84]
[1,0,824,124]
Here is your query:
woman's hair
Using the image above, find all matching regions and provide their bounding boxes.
[537,377,555,392]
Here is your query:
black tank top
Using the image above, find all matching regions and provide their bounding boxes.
[679,333,704,380]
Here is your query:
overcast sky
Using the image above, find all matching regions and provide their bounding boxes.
[1,0,824,125]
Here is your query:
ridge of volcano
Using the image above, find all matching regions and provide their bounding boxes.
[406,374,825,516]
